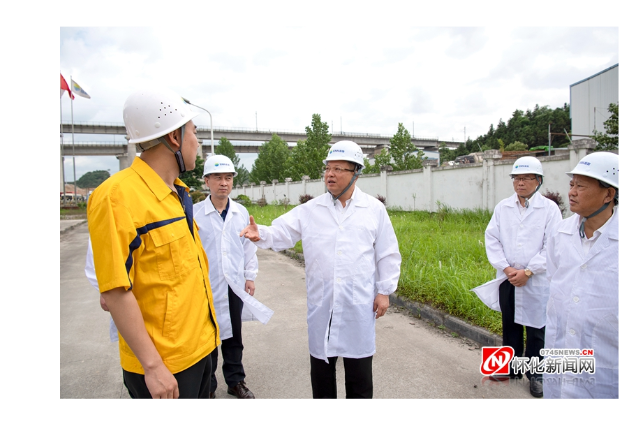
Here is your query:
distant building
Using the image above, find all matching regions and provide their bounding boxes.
[570,64,618,138]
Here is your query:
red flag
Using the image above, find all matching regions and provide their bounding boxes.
[60,73,74,99]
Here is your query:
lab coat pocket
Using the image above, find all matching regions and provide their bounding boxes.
[353,274,375,305]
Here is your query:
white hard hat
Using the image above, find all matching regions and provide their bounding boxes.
[323,140,364,167]
[123,88,199,145]
[567,151,619,188]
[203,154,237,177]
[510,156,543,176]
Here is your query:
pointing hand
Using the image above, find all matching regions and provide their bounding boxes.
[240,215,260,242]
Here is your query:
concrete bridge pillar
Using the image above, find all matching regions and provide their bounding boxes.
[568,138,597,171]
[117,154,129,171]
[482,150,502,210]
[127,142,136,168]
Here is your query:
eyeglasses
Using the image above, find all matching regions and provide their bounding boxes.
[324,166,355,174]
[512,176,537,183]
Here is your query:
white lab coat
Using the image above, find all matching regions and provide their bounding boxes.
[543,208,618,399]
[85,239,119,342]
[484,192,562,328]
[194,197,273,341]
[254,186,401,362]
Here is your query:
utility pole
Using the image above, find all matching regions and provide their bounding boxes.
[548,123,552,156]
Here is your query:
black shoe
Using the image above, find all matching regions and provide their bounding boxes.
[227,381,255,399]
[530,378,543,398]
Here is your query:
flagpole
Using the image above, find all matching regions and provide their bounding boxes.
[60,96,67,206]
[71,75,77,203]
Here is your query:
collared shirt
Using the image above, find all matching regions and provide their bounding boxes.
[334,197,353,224]
[87,157,220,374]
[580,208,616,255]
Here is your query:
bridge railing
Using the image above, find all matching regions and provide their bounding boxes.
[61,121,441,142]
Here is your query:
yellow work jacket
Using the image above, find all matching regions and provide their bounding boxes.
[87,157,219,374]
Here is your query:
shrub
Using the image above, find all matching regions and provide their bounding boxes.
[191,191,207,204]
[376,195,386,205]
[299,194,314,204]
[279,195,290,207]
[234,194,251,205]
[256,197,267,208]
[542,189,567,216]
[505,141,528,151]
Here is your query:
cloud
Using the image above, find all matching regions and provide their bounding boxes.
[408,86,434,114]
[253,48,288,67]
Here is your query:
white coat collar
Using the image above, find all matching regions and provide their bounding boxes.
[318,185,369,208]
[504,191,545,209]
[203,195,237,216]
[560,207,618,262]
[560,207,618,240]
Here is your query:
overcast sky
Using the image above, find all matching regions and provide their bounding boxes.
[60,26,618,181]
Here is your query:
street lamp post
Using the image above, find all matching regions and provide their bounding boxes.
[182,97,214,156]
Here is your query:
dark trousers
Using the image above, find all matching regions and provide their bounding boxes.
[499,279,545,381]
[310,355,374,398]
[210,286,245,393]
[122,354,211,399]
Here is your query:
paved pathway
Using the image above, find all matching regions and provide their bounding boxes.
[60,223,532,399]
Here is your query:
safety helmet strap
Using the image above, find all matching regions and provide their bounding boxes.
[517,175,543,208]
[329,165,362,204]
[157,125,187,173]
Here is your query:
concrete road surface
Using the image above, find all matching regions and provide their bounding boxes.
[61,222,532,399]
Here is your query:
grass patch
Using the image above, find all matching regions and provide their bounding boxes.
[245,203,502,335]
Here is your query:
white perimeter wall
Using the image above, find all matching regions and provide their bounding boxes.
[231,140,604,218]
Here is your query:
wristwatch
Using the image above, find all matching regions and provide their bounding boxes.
[524,269,533,278]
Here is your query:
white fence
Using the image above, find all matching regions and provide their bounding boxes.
[230,140,603,217]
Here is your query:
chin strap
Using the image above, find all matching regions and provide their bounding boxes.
[158,125,187,173]
[519,175,543,208]
[579,202,611,238]
[330,166,362,204]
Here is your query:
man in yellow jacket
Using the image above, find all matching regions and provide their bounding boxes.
[87,88,220,399]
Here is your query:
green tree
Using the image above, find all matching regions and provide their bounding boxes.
[593,103,619,150]
[250,134,291,184]
[180,155,205,191]
[76,170,110,189]
[286,114,332,180]
[389,122,424,170]
[215,137,250,187]
[362,148,392,174]
[439,142,456,164]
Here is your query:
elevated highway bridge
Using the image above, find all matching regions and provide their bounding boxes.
[61,122,462,170]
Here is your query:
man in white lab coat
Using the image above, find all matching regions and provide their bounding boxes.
[194,155,273,399]
[485,156,562,397]
[240,141,401,398]
[543,151,619,399]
